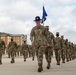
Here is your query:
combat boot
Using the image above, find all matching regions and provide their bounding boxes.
[47,62,51,69]
[13,59,15,63]
[62,60,65,63]
[70,58,71,61]
[32,57,34,61]
[11,60,13,63]
[24,59,26,62]
[41,63,43,71]
[38,63,42,72]
[66,59,69,62]
[57,60,60,65]
[11,59,15,63]
[0,60,2,65]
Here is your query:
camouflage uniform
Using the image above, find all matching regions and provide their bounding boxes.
[68,42,71,60]
[73,45,76,59]
[54,32,62,65]
[21,41,29,62]
[28,45,32,57]
[30,16,47,72]
[29,45,35,61]
[75,45,76,58]
[8,38,17,63]
[7,46,11,58]
[0,38,6,64]
[71,43,75,60]
[17,45,21,56]
[65,39,70,62]
[61,36,66,63]
[45,26,55,69]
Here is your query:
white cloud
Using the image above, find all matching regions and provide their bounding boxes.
[0,0,76,44]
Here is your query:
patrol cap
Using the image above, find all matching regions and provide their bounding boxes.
[34,16,41,21]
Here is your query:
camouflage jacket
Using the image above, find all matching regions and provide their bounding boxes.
[61,39,66,48]
[54,37,62,49]
[30,25,47,46]
[22,43,28,51]
[65,41,70,49]
[0,39,6,50]
[8,41,17,50]
[46,31,55,47]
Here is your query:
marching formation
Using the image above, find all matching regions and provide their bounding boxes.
[0,16,76,73]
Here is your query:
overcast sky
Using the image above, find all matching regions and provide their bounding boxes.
[0,0,76,44]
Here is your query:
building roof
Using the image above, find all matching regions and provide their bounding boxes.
[0,32,26,37]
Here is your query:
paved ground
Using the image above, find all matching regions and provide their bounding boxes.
[0,55,76,75]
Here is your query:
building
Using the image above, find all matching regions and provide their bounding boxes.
[0,32,27,46]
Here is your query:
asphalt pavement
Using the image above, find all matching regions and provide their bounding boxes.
[0,55,76,75]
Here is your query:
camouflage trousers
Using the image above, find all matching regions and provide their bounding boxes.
[31,50,35,58]
[69,50,72,60]
[10,50,15,60]
[61,48,66,61]
[8,50,11,58]
[36,46,45,64]
[45,47,52,63]
[55,49,61,62]
[66,49,70,60]
[75,51,76,58]
[28,50,32,57]
[23,50,28,60]
[72,52,75,59]
[0,50,3,61]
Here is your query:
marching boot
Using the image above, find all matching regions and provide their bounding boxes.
[70,58,71,61]
[0,60,2,65]
[62,59,65,63]
[47,62,51,69]
[11,59,15,63]
[32,57,34,61]
[11,60,13,63]
[13,59,15,63]
[66,59,69,62]
[38,63,42,72]
[57,60,60,65]
[24,58,26,62]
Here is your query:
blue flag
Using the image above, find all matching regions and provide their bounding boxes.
[41,6,48,24]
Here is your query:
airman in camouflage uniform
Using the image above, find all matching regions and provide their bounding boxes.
[21,41,29,62]
[61,36,66,63]
[54,32,62,65]
[30,16,48,72]
[45,26,55,69]
[0,37,6,64]
[8,38,17,63]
